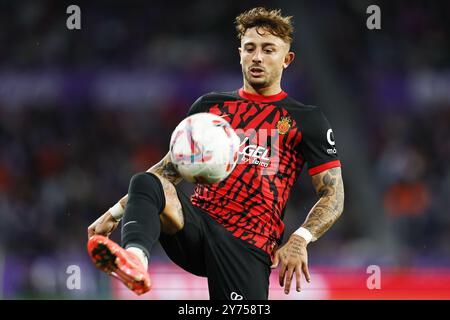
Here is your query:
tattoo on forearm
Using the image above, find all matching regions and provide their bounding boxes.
[302,167,344,241]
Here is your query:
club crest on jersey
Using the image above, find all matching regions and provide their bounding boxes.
[276,117,291,135]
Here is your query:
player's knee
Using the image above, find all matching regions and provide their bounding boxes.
[128,172,166,212]
[129,172,155,190]
[129,172,183,233]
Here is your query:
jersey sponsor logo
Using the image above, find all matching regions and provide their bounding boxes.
[232,128,281,175]
[327,129,336,146]
[326,129,337,154]
[327,148,337,154]
[276,117,291,135]
[239,136,271,168]
[209,127,280,175]
[238,130,279,175]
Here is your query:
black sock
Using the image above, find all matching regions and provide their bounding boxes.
[121,172,165,259]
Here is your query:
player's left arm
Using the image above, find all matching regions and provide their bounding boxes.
[302,166,344,241]
[272,167,344,294]
[272,106,344,295]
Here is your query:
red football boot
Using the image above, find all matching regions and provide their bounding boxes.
[87,235,151,295]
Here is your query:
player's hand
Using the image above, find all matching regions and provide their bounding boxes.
[87,211,120,239]
[271,234,311,294]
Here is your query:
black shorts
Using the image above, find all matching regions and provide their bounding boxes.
[159,186,272,300]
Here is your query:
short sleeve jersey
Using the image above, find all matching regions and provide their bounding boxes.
[186,89,341,254]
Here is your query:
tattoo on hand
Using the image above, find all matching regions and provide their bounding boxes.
[286,237,305,258]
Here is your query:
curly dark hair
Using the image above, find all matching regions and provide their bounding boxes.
[235,7,294,44]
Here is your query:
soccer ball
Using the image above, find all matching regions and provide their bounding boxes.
[169,113,240,184]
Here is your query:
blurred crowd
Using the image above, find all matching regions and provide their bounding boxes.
[0,1,449,298]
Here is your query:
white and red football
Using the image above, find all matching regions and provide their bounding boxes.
[169,113,240,184]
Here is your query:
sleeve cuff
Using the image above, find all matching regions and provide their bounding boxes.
[308,160,341,176]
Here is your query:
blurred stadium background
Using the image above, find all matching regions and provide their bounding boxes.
[0,0,449,299]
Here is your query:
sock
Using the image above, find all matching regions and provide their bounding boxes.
[121,172,166,262]
[126,247,149,270]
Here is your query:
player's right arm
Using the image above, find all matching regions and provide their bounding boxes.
[87,152,182,238]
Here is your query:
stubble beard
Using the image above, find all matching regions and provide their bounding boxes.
[244,69,271,90]
[243,66,283,92]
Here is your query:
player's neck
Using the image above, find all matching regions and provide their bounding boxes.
[243,83,283,96]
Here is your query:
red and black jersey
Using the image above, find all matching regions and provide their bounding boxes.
[187,88,341,255]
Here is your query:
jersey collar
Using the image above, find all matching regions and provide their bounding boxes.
[238,88,288,103]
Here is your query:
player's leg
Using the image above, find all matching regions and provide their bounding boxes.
[88,171,190,295]
[158,188,208,277]
[121,171,184,258]
[122,170,207,276]
[205,243,271,300]
[201,215,271,300]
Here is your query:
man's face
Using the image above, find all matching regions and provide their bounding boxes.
[239,27,294,90]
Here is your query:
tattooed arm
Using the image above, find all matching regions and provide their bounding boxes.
[87,152,182,238]
[302,167,344,241]
[271,167,344,295]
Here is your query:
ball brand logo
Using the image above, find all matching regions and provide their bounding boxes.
[276,117,291,135]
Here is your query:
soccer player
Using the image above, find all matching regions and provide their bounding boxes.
[87,7,344,300]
